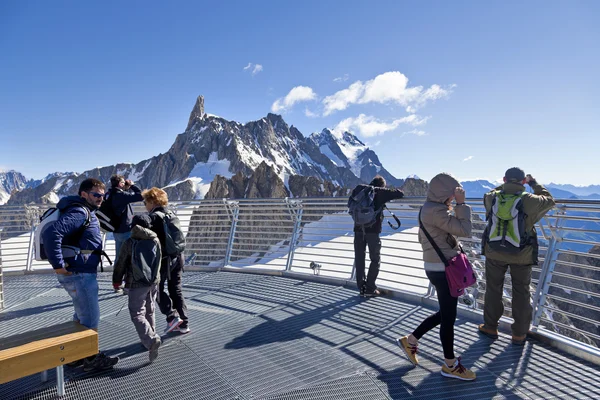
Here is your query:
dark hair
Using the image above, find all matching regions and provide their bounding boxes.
[78,178,105,195]
[370,175,386,188]
[110,174,125,188]
[504,167,525,182]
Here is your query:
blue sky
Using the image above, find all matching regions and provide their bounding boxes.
[1,1,598,185]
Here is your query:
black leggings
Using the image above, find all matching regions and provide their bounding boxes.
[412,271,458,359]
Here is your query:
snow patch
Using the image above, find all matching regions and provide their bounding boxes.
[319,145,345,167]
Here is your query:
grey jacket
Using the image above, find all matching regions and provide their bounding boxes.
[112,225,161,288]
[418,173,472,271]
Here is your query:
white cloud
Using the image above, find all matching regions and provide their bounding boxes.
[402,129,427,137]
[243,62,263,76]
[334,114,428,138]
[323,71,454,115]
[333,73,349,83]
[322,82,364,116]
[252,64,263,75]
[271,86,317,113]
[463,156,474,162]
[304,108,318,118]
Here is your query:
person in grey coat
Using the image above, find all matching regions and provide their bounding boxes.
[112,216,162,362]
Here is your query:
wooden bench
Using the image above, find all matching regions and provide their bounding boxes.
[0,321,98,396]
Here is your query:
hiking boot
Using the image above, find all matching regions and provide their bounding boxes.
[149,336,161,362]
[66,359,84,368]
[478,324,499,339]
[177,325,191,334]
[83,353,119,372]
[397,336,419,365]
[359,284,366,297]
[512,334,527,345]
[363,288,381,297]
[164,317,183,334]
[441,357,476,381]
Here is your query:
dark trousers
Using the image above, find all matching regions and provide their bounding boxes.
[158,256,189,328]
[484,258,533,336]
[412,271,458,359]
[353,232,381,292]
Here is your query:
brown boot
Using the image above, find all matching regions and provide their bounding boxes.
[478,324,498,339]
[512,334,527,345]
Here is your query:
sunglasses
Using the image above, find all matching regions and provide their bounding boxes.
[87,191,104,199]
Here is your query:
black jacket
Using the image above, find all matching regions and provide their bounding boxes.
[134,207,184,272]
[351,185,404,233]
[109,185,144,233]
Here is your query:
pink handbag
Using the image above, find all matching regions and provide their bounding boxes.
[419,209,476,297]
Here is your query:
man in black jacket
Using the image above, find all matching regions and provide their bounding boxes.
[108,175,144,261]
[351,176,404,296]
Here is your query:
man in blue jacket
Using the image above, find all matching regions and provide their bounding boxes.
[42,178,119,372]
[107,175,144,261]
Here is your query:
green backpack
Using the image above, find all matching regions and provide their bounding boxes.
[483,190,528,253]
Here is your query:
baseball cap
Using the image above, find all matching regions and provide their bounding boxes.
[505,167,526,182]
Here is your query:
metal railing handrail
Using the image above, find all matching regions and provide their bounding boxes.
[1,196,600,362]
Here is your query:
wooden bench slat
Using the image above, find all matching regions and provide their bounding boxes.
[0,321,98,384]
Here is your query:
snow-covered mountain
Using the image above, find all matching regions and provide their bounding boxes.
[0,170,28,205]
[309,129,403,187]
[7,96,409,204]
[548,183,600,198]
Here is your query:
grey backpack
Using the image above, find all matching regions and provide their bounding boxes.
[348,186,382,230]
[131,236,162,285]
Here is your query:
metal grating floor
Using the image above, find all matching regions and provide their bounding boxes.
[1,271,599,400]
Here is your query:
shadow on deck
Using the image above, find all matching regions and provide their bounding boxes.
[1,271,599,400]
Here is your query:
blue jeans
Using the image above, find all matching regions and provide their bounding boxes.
[56,272,100,329]
[113,231,131,262]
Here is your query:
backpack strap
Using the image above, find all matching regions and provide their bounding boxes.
[418,207,464,267]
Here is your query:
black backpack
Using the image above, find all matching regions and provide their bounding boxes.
[96,189,120,233]
[131,234,162,285]
[153,210,186,257]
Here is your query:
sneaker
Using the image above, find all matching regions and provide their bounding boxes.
[177,325,191,334]
[164,317,183,334]
[478,324,499,339]
[441,357,476,381]
[83,353,119,372]
[149,336,161,362]
[397,336,419,365]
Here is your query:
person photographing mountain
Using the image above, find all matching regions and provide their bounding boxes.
[348,175,404,297]
[478,167,555,345]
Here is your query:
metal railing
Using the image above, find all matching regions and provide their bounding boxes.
[1,198,599,353]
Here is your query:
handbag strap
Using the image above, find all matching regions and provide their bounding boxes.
[419,207,467,267]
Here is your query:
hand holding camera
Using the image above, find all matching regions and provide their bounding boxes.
[454,187,466,204]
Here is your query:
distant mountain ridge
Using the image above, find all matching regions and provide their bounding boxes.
[4,96,415,205]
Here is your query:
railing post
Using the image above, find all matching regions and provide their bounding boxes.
[25,225,36,272]
[0,227,4,311]
[531,209,565,329]
[285,199,303,271]
[223,200,239,267]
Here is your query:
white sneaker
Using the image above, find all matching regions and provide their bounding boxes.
[164,317,183,334]
[177,326,191,334]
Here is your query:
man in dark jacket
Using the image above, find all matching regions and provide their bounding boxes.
[112,217,162,362]
[351,175,404,296]
[107,175,144,261]
[42,178,119,371]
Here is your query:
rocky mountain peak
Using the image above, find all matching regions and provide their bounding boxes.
[186,95,205,131]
